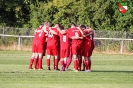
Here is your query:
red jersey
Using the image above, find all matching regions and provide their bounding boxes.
[59,33,71,49]
[67,27,83,45]
[47,27,59,46]
[36,30,47,45]
[83,29,92,45]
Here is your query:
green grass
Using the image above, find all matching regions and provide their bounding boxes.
[0,50,133,88]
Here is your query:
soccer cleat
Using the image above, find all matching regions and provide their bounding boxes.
[74,70,79,72]
[38,69,43,71]
[33,68,36,70]
[81,69,85,71]
[48,67,51,70]
[29,68,33,70]
[60,66,63,71]
[85,70,91,72]
[65,68,68,71]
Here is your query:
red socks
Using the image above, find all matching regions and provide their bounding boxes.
[29,58,34,69]
[60,58,64,66]
[88,60,91,70]
[46,59,50,70]
[54,58,58,70]
[78,59,82,71]
[85,59,91,70]
[34,58,38,69]
[38,58,42,69]
[74,59,78,70]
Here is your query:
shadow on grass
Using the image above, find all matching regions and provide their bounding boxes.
[92,70,133,73]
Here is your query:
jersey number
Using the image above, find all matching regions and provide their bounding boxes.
[63,35,66,42]
[75,32,79,37]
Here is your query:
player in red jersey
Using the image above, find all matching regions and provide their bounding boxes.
[78,25,94,72]
[57,28,71,71]
[28,25,43,70]
[36,22,49,70]
[67,23,84,72]
[46,23,60,70]
[28,22,48,70]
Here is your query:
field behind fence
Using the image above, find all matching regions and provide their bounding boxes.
[0,26,133,54]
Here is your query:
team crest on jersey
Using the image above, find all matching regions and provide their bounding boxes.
[114,0,132,16]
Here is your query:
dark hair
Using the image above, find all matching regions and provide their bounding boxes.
[56,23,64,29]
[71,23,76,26]
[80,24,86,29]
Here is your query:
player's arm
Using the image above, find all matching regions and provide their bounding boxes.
[84,29,94,37]
[57,28,66,34]
[35,29,43,33]
[71,36,83,39]
[42,27,48,36]
[49,27,58,35]
[77,27,85,36]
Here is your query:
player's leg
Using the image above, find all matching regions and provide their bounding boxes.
[72,45,78,72]
[60,49,64,71]
[63,57,67,71]
[77,45,83,71]
[34,52,38,70]
[73,54,79,72]
[60,58,64,71]
[82,56,85,71]
[52,46,59,70]
[65,46,72,70]
[53,57,55,70]
[77,55,82,71]
[84,56,91,72]
[28,53,35,69]
[46,46,52,70]
[38,53,43,70]
[54,55,59,70]
[87,57,91,71]
[46,54,51,70]
[29,43,35,69]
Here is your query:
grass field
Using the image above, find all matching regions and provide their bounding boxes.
[0,50,133,88]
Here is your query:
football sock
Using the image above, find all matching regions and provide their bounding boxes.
[66,52,72,69]
[29,58,34,69]
[53,57,55,69]
[66,57,72,68]
[60,58,64,66]
[74,59,78,70]
[36,58,39,69]
[78,59,82,71]
[34,58,37,69]
[39,58,42,69]
[63,61,66,71]
[85,60,89,70]
[82,60,85,71]
[55,58,58,70]
[88,59,91,70]
[46,59,50,70]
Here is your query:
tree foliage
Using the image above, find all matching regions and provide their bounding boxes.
[0,0,133,31]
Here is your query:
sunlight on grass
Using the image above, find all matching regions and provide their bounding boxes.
[0,51,133,88]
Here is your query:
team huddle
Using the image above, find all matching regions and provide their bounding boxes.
[28,22,94,72]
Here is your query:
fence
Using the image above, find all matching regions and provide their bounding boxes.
[1,34,133,54]
[1,26,133,54]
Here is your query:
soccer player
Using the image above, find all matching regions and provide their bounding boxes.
[36,23,48,70]
[33,23,48,70]
[57,28,71,71]
[67,23,84,72]
[28,25,43,70]
[65,46,72,70]
[46,23,60,70]
[78,25,94,72]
